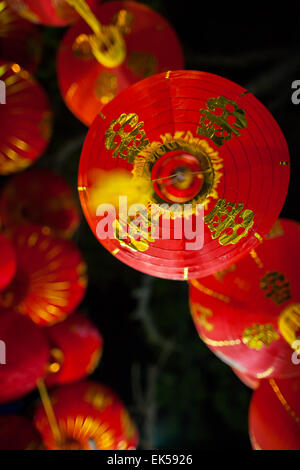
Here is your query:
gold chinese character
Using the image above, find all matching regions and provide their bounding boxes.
[204,198,254,245]
[242,323,279,350]
[105,113,149,163]
[197,96,247,146]
[260,271,291,305]
[191,303,214,331]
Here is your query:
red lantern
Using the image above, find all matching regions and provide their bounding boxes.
[0,310,49,403]
[0,224,87,326]
[45,312,103,386]
[0,415,42,449]
[0,232,16,291]
[0,168,81,238]
[57,0,184,126]
[78,70,290,280]
[189,219,300,378]
[249,377,300,450]
[0,1,42,72]
[0,62,52,175]
[34,380,139,450]
[6,0,79,26]
[232,368,260,390]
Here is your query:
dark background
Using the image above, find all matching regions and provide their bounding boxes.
[3,0,300,450]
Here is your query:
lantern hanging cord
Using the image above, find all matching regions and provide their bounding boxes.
[36,378,62,445]
[151,170,212,183]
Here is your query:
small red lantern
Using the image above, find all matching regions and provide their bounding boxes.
[0,224,87,326]
[57,0,184,126]
[0,168,81,238]
[7,0,79,26]
[189,219,300,378]
[0,62,52,175]
[34,380,139,450]
[0,1,42,72]
[0,232,16,291]
[45,312,103,386]
[0,310,49,403]
[0,415,42,449]
[78,70,290,280]
[232,368,260,390]
[249,377,300,450]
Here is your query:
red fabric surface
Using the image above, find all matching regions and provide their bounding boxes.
[0,1,42,72]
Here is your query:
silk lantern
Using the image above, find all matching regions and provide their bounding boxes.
[78,70,290,280]
[0,61,52,175]
[0,310,49,403]
[0,0,42,72]
[249,377,300,450]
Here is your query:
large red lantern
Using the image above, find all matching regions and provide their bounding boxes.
[232,368,260,390]
[78,70,290,280]
[0,62,52,175]
[0,415,42,449]
[45,312,103,386]
[6,0,79,26]
[0,310,49,403]
[57,0,184,126]
[0,1,42,72]
[189,219,300,378]
[34,380,139,450]
[0,224,87,326]
[0,168,81,238]
[249,377,300,450]
[0,232,16,291]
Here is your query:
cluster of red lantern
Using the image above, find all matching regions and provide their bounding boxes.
[0,0,140,451]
